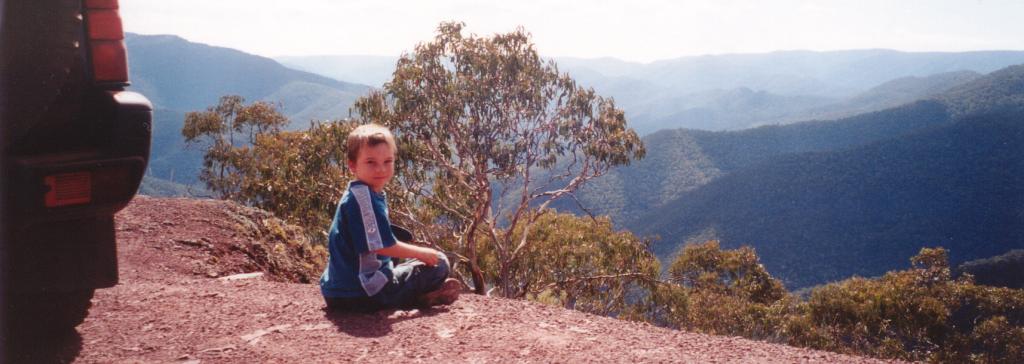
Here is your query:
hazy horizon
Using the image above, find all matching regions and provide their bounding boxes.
[128,31,1024,66]
[121,0,1024,63]
[273,48,1024,64]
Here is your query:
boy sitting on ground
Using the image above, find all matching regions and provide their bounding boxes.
[320,124,460,312]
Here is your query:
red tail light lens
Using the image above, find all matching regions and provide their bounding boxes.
[86,10,123,40]
[85,0,119,8]
[44,172,93,207]
[90,40,129,83]
[85,0,128,84]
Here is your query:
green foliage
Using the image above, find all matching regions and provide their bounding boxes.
[970,316,1024,364]
[182,95,366,240]
[639,244,1024,363]
[787,247,1024,362]
[668,241,786,304]
[353,22,645,296]
[182,95,289,199]
[233,122,353,239]
[481,211,660,317]
[222,202,329,284]
[182,23,649,306]
[652,241,790,339]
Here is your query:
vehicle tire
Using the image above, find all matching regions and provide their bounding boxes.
[1,289,94,344]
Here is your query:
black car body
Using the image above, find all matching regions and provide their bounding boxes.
[1,0,151,356]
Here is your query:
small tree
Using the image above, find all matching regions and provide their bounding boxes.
[182,95,289,200]
[491,211,660,316]
[354,22,645,296]
[668,241,786,304]
[663,241,790,338]
[184,96,377,240]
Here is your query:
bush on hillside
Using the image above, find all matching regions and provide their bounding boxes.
[481,211,660,317]
[640,243,1024,363]
[223,202,328,283]
[786,248,1024,363]
[648,241,792,339]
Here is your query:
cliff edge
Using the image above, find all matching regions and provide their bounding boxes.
[49,196,892,363]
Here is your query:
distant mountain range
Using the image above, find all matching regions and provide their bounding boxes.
[279,50,1024,133]
[276,55,399,87]
[126,33,372,128]
[125,33,375,189]
[129,34,1024,290]
[556,65,1024,289]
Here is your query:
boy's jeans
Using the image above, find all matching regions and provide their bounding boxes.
[325,256,450,312]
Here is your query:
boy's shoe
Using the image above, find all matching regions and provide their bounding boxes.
[419,278,461,307]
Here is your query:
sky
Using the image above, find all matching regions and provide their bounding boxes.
[120,0,1024,63]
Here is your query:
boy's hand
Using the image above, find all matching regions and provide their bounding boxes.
[419,249,442,266]
[376,242,445,266]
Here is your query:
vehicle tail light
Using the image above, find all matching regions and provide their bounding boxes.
[40,160,137,209]
[44,172,92,207]
[84,0,128,84]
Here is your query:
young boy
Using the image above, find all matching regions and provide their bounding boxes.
[320,124,460,312]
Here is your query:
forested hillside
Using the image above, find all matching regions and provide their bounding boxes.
[566,100,952,227]
[145,109,203,186]
[549,64,1024,289]
[957,249,1024,289]
[939,64,1024,117]
[793,70,982,123]
[577,64,1024,289]
[639,112,1023,288]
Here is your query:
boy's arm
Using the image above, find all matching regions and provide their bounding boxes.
[344,184,442,265]
[375,242,442,266]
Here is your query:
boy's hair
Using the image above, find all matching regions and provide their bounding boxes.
[346,123,397,162]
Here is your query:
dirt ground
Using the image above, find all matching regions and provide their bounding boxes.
[26,196,897,363]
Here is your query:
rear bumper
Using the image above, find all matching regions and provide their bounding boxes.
[1,90,152,293]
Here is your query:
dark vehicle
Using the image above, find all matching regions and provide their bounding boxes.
[0,0,151,356]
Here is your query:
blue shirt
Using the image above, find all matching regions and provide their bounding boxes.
[319,180,398,298]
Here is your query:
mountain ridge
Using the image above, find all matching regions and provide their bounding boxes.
[556,63,1024,288]
[278,49,1024,132]
[126,33,372,127]
[637,111,1024,289]
[127,33,376,187]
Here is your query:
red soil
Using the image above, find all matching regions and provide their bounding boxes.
[52,196,896,363]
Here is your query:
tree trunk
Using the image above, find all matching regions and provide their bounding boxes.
[469,260,486,295]
[498,262,513,298]
[464,192,492,295]
[464,226,487,295]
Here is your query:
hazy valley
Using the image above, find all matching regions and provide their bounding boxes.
[130,33,1024,290]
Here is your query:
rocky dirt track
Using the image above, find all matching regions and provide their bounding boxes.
[31,197,897,363]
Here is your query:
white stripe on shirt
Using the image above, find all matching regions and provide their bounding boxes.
[351,184,383,251]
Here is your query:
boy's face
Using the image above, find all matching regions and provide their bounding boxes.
[348,142,395,193]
